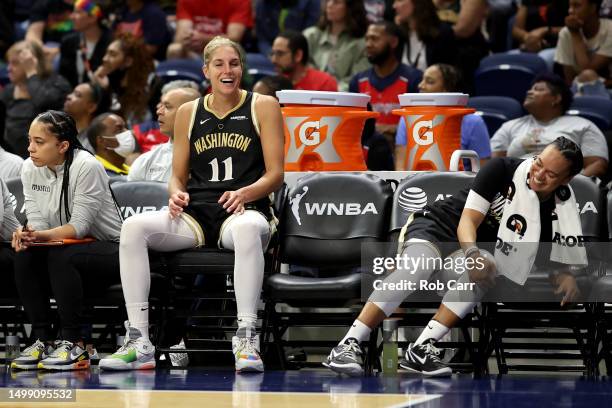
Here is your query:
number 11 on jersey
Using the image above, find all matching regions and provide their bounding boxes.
[209,157,234,182]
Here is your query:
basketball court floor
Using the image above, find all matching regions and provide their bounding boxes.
[1,366,611,407]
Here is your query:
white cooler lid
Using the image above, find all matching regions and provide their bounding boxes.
[398,92,469,107]
[276,90,371,107]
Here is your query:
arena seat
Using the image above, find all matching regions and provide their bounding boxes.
[468,96,524,136]
[474,53,547,103]
[591,188,612,373]
[245,52,276,87]
[264,172,393,370]
[566,96,612,132]
[156,58,206,84]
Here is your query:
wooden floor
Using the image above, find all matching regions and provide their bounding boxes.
[2,366,612,408]
[0,389,439,408]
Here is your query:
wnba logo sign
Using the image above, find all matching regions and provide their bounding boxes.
[285,116,341,163]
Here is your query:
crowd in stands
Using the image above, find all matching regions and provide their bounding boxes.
[1,0,612,372]
[0,0,607,182]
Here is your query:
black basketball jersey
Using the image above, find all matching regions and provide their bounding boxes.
[186,91,266,204]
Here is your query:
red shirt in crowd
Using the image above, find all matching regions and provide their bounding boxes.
[176,0,253,37]
[294,67,338,92]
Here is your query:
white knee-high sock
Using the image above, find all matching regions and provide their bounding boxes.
[415,319,449,345]
[125,302,150,339]
[340,319,372,344]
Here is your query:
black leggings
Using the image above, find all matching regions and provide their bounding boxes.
[14,241,120,342]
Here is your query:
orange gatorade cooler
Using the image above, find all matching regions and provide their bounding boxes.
[277,90,379,171]
[392,93,474,171]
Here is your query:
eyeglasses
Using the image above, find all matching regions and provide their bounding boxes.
[532,155,561,180]
[268,50,290,58]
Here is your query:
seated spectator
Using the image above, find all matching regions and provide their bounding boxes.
[92,33,154,125]
[433,0,490,93]
[350,21,422,146]
[0,146,24,181]
[271,30,338,91]
[393,0,457,71]
[63,82,106,152]
[252,75,294,98]
[167,0,253,59]
[131,80,201,153]
[555,0,612,94]
[303,0,370,91]
[512,0,568,70]
[128,85,200,182]
[113,0,170,60]
[491,73,608,177]
[26,0,75,65]
[255,0,320,57]
[361,103,395,170]
[59,0,112,88]
[1,40,71,158]
[86,113,135,176]
[395,63,491,170]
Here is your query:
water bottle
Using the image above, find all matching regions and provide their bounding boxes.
[382,319,399,374]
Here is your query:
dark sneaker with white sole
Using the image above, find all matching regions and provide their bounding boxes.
[400,339,452,377]
[323,338,364,377]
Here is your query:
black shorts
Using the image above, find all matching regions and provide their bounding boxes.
[184,201,274,249]
[404,213,496,259]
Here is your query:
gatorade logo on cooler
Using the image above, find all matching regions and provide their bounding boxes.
[406,114,449,171]
[412,120,434,146]
[284,116,342,163]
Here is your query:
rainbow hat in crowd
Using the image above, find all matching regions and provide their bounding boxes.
[74,0,103,18]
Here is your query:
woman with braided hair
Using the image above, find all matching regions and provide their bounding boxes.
[10,110,122,371]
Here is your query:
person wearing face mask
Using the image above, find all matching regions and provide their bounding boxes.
[10,110,122,371]
[86,112,136,176]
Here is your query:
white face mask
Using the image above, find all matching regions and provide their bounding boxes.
[104,130,136,158]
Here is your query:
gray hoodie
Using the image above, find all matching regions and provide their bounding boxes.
[21,149,122,241]
[1,178,20,241]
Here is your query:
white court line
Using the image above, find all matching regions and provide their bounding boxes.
[386,394,443,408]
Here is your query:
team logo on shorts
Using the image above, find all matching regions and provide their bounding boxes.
[506,214,527,237]
[398,187,427,212]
